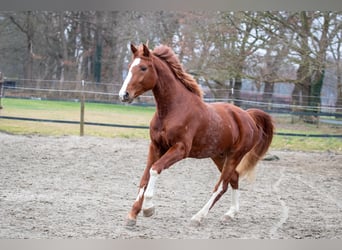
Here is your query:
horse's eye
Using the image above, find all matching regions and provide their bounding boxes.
[140,66,147,71]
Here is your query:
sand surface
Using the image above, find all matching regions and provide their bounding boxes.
[1,133,341,239]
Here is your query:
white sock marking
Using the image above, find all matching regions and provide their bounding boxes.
[231,188,239,210]
[135,187,145,202]
[119,58,141,99]
[143,169,158,210]
[225,188,239,218]
[191,184,223,223]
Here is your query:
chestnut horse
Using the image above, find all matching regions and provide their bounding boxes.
[119,43,274,226]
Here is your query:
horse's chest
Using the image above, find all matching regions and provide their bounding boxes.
[154,129,169,147]
[150,123,173,150]
[150,118,191,151]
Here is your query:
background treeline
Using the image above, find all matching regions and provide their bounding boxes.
[0,11,341,110]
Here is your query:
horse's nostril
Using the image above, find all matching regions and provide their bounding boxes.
[123,92,129,100]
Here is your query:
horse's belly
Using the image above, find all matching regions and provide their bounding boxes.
[188,121,235,159]
[188,137,228,159]
[188,150,215,159]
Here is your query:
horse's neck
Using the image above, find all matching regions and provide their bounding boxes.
[152,61,190,118]
[152,78,180,118]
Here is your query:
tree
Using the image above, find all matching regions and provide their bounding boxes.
[264,11,342,113]
[1,10,341,109]
[173,12,264,105]
[8,11,36,82]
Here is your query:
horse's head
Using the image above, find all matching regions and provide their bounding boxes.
[119,43,157,103]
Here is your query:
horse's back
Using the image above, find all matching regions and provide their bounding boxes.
[207,102,253,129]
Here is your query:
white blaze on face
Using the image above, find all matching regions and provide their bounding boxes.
[119,58,141,100]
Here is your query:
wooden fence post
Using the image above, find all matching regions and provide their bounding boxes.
[0,71,3,109]
[80,80,85,136]
[317,103,320,128]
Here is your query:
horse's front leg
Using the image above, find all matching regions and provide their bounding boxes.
[128,141,188,226]
[126,143,160,226]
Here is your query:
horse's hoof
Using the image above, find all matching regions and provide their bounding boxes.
[190,218,202,227]
[125,217,137,227]
[222,212,237,222]
[143,206,155,217]
[221,215,232,223]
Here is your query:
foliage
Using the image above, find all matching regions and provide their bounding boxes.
[0,11,341,106]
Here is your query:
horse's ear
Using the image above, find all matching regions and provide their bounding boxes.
[143,44,150,57]
[131,43,138,54]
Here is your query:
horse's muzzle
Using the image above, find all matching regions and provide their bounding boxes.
[120,91,133,103]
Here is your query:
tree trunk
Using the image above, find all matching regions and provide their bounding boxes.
[80,12,93,81]
[310,69,325,111]
[94,12,103,83]
[337,86,342,111]
[335,71,342,117]
[263,82,274,110]
[9,12,35,83]
[233,76,243,107]
[25,12,34,83]
[59,12,68,82]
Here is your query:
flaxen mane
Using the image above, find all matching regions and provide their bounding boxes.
[152,45,203,98]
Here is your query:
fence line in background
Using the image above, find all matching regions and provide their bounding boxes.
[0,116,150,129]
[0,113,342,138]
[1,114,341,138]
[1,80,342,138]
[0,77,335,97]
[3,85,342,113]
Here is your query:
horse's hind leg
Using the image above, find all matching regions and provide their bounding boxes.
[191,155,242,226]
[190,156,230,226]
[190,179,228,226]
[211,156,240,219]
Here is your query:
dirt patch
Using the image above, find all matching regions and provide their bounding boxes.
[0,133,341,239]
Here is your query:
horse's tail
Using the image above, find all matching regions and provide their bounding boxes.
[236,109,274,181]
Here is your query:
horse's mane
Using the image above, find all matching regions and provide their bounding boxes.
[152,45,203,98]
